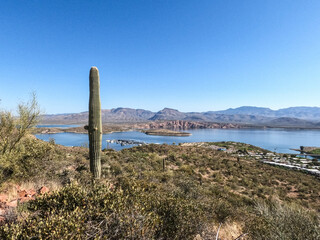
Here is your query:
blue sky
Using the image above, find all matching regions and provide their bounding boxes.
[1,0,320,114]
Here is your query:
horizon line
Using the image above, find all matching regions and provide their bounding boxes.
[42,105,320,115]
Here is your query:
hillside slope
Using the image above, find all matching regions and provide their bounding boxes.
[0,141,319,239]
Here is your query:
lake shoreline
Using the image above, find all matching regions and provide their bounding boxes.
[35,127,320,154]
[36,121,320,135]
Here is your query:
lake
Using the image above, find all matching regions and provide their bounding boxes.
[35,128,320,153]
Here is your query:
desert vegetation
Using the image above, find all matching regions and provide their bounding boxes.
[0,96,319,239]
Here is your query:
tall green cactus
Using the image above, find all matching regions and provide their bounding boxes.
[88,66,102,179]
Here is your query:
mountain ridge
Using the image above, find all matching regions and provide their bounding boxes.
[215,106,320,119]
[41,106,320,128]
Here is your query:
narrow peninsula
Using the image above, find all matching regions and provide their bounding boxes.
[142,129,191,136]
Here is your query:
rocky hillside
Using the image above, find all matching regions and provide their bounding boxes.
[149,108,186,121]
[1,142,319,239]
[132,120,241,130]
[216,106,320,120]
[264,117,316,127]
[43,108,154,124]
[41,107,320,128]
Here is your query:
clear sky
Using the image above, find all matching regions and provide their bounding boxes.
[1,0,320,114]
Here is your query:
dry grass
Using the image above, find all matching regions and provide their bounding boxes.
[218,221,244,240]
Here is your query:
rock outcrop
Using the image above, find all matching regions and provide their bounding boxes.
[132,120,240,130]
[0,186,50,223]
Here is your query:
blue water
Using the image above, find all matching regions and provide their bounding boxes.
[35,128,320,153]
[36,124,81,129]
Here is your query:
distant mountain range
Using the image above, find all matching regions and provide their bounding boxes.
[41,106,320,128]
[215,106,320,119]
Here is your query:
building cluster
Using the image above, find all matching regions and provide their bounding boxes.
[236,151,320,176]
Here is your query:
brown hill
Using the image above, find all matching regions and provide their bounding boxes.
[41,107,320,128]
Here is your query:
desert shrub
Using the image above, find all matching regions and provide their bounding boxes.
[110,162,123,176]
[0,183,158,239]
[0,181,208,240]
[179,165,194,175]
[0,137,54,182]
[245,200,320,240]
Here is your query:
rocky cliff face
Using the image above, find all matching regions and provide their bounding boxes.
[131,120,241,130]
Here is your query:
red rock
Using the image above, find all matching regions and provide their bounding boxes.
[7,200,17,207]
[19,196,34,203]
[27,189,37,197]
[0,208,6,215]
[39,186,49,194]
[0,216,5,223]
[0,194,8,203]
[18,190,27,198]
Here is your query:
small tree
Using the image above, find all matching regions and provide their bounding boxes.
[0,93,44,182]
[0,93,40,155]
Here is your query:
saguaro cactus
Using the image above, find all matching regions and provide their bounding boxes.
[162,157,166,172]
[88,66,102,179]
